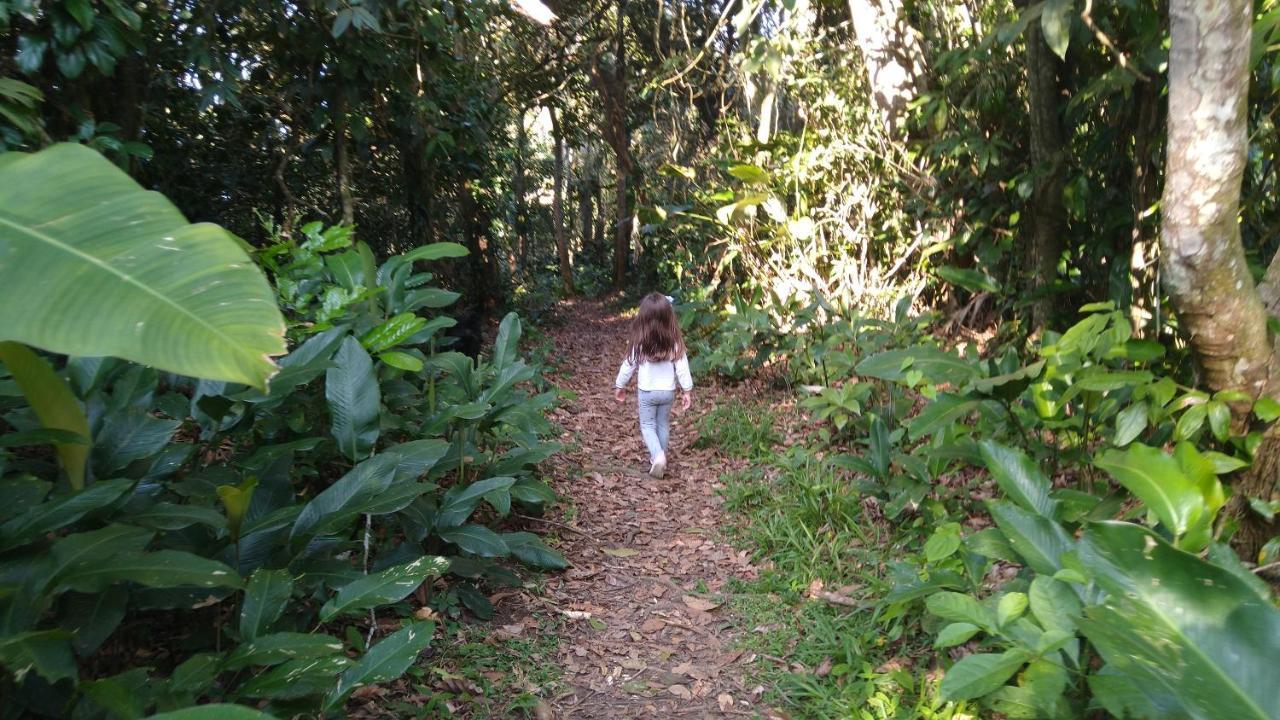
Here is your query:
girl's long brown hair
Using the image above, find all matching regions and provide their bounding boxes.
[628,292,685,363]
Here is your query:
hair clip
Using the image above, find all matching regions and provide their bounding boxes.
[665,295,675,305]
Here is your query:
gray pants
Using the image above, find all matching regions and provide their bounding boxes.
[637,390,675,461]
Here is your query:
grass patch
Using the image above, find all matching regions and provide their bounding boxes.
[408,616,562,718]
[695,398,780,458]
[704,401,973,719]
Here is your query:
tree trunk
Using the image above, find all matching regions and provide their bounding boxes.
[1024,21,1069,331]
[594,181,607,261]
[334,89,355,226]
[1162,0,1278,560]
[1128,80,1163,337]
[576,155,595,264]
[590,0,632,289]
[846,0,928,136]
[514,112,529,274]
[550,108,573,294]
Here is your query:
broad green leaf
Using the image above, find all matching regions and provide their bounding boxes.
[222,632,344,670]
[997,592,1028,627]
[926,591,995,628]
[358,481,434,516]
[510,478,557,507]
[170,653,222,695]
[934,622,980,648]
[924,522,962,563]
[146,705,278,719]
[0,427,89,448]
[1206,400,1231,442]
[1095,443,1203,541]
[1074,368,1153,393]
[0,144,285,388]
[1021,658,1069,714]
[291,454,398,541]
[1114,402,1147,446]
[1041,0,1073,60]
[0,342,90,488]
[436,477,516,528]
[50,523,154,583]
[1204,451,1249,474]
[326,336,380,461]
[359,313,426,353]
[236,655,353,700]
[61,586,128,655]
[988,500,1073,575]
[386,438,451,482]
[0,478,133,550]
[58,550,242,593]
[936,265,1000,292]
[128,502,227,531]
[399,242,468,263]
[1175,403,1207,440]
[856,346,979,386]
[1253,396,1280,422]
[1088,665,1184,720]
[319,556,449,622]
[908,393,982,440]
[439,524,510,557]
[325,621,435,709]
[964,527,1020,563]
[1079,522,1280,720]
[65,0,95,29]
[94,409,181,474]
[492,312,522,371]
[979,440,1056,518]
[0,630,77,684]
[503,532,569,569]
[379,350,424,372]
[240,569,294,641]
[1028,576,1081,635]
[726,164,771,185]
[940,648,1030,701]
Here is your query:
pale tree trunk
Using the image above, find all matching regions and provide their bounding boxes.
[846,0,928,135]
[550,107,573,294]
[1162,0,1279,561]
[1128,81,1163,337]
[1024,20,1069,331]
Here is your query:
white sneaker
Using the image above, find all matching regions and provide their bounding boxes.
[649,458,666,479]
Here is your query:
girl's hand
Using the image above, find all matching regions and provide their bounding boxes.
[681,392,692,411]
[614,388,626,403]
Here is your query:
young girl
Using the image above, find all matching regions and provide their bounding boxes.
[613,293,694,478]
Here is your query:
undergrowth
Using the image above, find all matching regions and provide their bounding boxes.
[706,400,974,719]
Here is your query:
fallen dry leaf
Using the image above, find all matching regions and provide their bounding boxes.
[717,692,734,711]
[603,548,639,558]
[682,596,721,612]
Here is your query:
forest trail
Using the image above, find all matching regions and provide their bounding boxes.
[536,298,769,719]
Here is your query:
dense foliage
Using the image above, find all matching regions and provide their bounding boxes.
[0,147,562,716]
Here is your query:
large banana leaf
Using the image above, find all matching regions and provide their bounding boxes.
[1078,522,1280,720]
[0,144,285,388]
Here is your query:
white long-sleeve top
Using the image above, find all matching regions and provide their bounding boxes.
[615,353,693,392]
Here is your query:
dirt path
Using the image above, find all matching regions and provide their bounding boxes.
[536,298,766,719]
